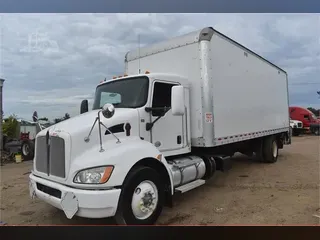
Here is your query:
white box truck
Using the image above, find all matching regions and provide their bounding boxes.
[29,27,291,225]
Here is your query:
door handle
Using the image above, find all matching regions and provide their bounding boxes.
[177,135,182,144]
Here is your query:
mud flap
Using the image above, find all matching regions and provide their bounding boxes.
[61,192,79,219]
[214,155,232,172]
[285,128,292,145]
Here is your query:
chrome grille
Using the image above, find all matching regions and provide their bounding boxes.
[35,136,48,173]
[49,136,66,178]
[35,135,66,178]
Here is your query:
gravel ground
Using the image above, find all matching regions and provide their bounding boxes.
[0,135,319,225]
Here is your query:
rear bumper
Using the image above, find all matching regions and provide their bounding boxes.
[29,174,121,219]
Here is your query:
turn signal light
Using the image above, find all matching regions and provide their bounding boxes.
[100,166,114,183]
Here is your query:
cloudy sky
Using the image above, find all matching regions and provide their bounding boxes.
[1,13,319,121]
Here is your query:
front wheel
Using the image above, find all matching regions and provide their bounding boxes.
[312,125,320,136]
[115,166,164,225]
[292,129,300,136]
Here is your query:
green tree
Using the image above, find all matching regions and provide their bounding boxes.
[3,114,19,138]
[53,113,71,124]
[39,117,49,121]
[307,107,320,117]
[64,113,70,120]
[54,118,63,124]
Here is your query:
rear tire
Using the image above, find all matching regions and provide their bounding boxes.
[21,140,34,160]
[254,136,279,163]
[115,166,164,225]
[201,156,216,180]
[262,136,279,163]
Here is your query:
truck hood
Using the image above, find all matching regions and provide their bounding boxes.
[36,108,140,161]
[39,108,139,136]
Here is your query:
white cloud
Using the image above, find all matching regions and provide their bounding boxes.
[1,13,319,121]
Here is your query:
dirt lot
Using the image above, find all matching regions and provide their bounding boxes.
[0,135,319,225]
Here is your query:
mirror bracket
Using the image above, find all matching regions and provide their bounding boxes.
[145,106,171,131]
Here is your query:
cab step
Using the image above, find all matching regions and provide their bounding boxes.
[175,179,206,194]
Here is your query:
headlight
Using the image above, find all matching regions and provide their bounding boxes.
[73,166,114,184]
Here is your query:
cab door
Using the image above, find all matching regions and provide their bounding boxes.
[148,80,184,153]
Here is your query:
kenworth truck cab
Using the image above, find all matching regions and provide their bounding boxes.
[29,73,197,224]
[29,27,291,225]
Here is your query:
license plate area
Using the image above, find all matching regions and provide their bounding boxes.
[36,183,62,199]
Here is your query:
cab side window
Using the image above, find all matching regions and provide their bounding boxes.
[152,82,175,116]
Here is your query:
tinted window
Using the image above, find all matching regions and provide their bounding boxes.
[151,82,176,116]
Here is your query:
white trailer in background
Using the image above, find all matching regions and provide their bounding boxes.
[29,27,291,225]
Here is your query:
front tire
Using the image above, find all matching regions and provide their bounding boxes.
[292,129,300,136]
[115,166,164,225]
[312,126,320,136]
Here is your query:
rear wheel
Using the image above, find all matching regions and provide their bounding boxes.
[255,136,279,163]
[115,166,164,225]
[21,140,34,160]
[201,156,216,180]
[262,136,279,163]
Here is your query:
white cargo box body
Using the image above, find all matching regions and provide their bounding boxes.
[125,27,290,147]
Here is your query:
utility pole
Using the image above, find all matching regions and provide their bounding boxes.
[0,78,4,159]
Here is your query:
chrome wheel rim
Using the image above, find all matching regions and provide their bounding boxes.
[131,180,158,220]
[22,144,29,156]
[272,141,278,158]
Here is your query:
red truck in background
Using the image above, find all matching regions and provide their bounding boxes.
[289,106,320,135]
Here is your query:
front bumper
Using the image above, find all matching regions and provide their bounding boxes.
[292,127,304,132]
[29,174,121,219]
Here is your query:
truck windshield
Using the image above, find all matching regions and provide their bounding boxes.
[92,76,149,110]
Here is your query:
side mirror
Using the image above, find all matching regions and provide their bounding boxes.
[171,85,185,116]
[80,99,89,114]
[101,103,115,119]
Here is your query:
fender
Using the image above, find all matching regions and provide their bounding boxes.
[68,137,174,194]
